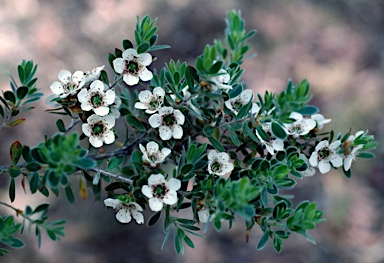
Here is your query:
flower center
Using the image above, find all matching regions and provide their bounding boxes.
[232,100,243,111]
[127,61,139,73]
[154,184,166,197]
[290,124,303,134]
[91,94,103,107]
[319,148,330,159]
[163,114,175,126]
[92,123,105,135]
[211,161,222,173]
[149,99,160,110]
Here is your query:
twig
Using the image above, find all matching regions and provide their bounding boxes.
[92,169,133,184]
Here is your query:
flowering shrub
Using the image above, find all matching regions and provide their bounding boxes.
[0,11,378,256]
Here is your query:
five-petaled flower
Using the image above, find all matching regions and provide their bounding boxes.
[256,124,285,155]
[342,131,364,171]
[309,140,343,174]
[207,150,234,176]
[50,70,85,98]
[139,141,171,168]
[208,69,232,92]
[77,80,116,116]
[311,113,331,130]
[148,106,185,140]
[135,87,165,114]
[225,89,260,116]
[141,174,181,212]
[284,112,316,138]
[113,48,153,86]
[104,198,144,224]
[82,114,115,148]
[83,65,105,84]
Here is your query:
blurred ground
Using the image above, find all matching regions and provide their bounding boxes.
[0,0,383,262]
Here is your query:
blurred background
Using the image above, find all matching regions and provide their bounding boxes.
[0,0,383,262]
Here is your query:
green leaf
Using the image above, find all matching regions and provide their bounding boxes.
[298,106,319,115]
[137,42,150,54]
[203,126,214,137]
[183,235,195,249]
[108,156,124,170]
[26,162,41,172]
[209,61,223,74]
[16,86,29,100]
[126,115,146,131]
[21,146,32,163]
[229,128,241,147]
[56,119,66,132]
[33,203,49,214]
[8,166,21,178]
[9,238,24,248]
[208,137,225,152]
[73,158,96,170]
[271,121,287,140]
[147,211,161,227]
[122,39,133,50]
[257,230,269,250]
[9,178,15,202]
[4,90,16,104]
[29,172,39,194]
[356,152,375,159]
[65,186,75,204]
[10,140,22,165]
[181,164,193,175]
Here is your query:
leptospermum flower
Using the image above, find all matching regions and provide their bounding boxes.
[135,87,165,114]
[256,124,285,155]
[82,114,115,148]
[139,141,171,168]
[104,198,144,224]
[225,89,260,116]
[83,65,105,84]
[284,112,316,138]
[342,131,365,171]
[50,70,85,98]
[113,48,153,86]
[148,107,185,140]
[298,154,316,177]
[209,69,232,92]
[78,80,116,116]
[207,150,234,176]
[198,207,214,223]
[309,140,343,174]
[141,174,181,212]
[311,113,331,130]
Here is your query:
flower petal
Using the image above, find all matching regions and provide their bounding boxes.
[141,185,153,198]
[148,173,166,186]
[138,52,152,66]
[104,198,121,209]
[318,160,331,174]
[172,125,183,139]
[82,124,92,137]
[123,74,139,86]
[139,67,153,82]
[58,70,71,83]
[146,141,159,154]
[116,208,132,223]
[90,136,103,148]
[113,58,124,74]
[50,82,64,95]
[173,110,185,125]
[122,48,138,60]
[102,130,115,144]
[149,198,163,212]
[159,126,173,140]
[93,106,110,116]
[168,178,181,191]
[131,209,144,224]
[148,114,162,128]
[162,190,178,205]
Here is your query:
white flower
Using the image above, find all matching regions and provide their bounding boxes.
[139,141,171,168]
[113,48,153,86]
[110,96,122,119]
[255,124,285,155]
[82,114,115,148]
[83,65,104,83]
[148,107,185,140]
[224,89,260,116]
[342,131,365,171]
[198,207,214,223]
[104,198,144,224]
[170,86,202,117]
[77,80,116,116]
[309,140,343,174]
[141,174,181,212]
[135,87,165,114]
[207,150,234,176]
[298,154,316,177]
[285,112,316,137]
[50,70,85,98]
[208,69,232,92]
[311,114,331,130]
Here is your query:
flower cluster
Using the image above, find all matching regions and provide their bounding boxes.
[49,65,121,148]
